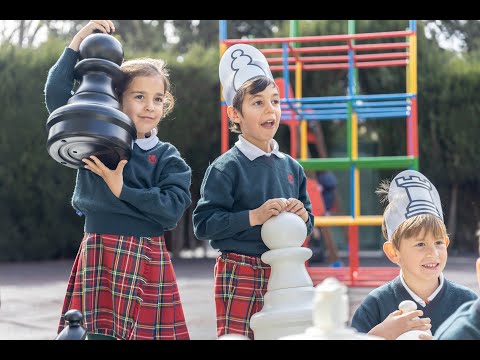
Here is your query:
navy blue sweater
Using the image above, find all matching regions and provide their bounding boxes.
[351,276,478,335]
[193,146,314,257]
[435,298,480,339]
[44,48,192,237]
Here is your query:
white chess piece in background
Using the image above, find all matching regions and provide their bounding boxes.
[280,277,383,340]
[395,300,432,340]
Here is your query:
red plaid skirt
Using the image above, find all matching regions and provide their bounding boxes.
[214,252,271,340]
[58,233,189,340]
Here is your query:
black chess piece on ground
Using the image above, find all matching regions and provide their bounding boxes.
[55,309,87,340]
[46,32,136,170]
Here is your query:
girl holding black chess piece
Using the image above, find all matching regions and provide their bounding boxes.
[44,20,192,340]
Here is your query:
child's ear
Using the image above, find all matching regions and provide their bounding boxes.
[445,236,450,247]
[227,106,240,124]
[383,241,400,264]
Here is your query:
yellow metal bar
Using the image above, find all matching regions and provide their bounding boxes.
[354,168,360,217]
[409,34,417,93]
[351,112,360,217]
[300,121,307,159]
[351,112,358,159]
[220,43,227,57]
[314,215,383,227]
[296,61,307,159]
[220,43,227,101]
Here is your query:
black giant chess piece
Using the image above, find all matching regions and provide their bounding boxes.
[46,33,136,170]
[55,309,87,340]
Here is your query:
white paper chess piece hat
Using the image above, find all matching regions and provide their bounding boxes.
[219,44,274,107]
[385,169,443,241]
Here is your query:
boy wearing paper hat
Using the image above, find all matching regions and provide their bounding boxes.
[350,169,477,339]
[193,44,314,339]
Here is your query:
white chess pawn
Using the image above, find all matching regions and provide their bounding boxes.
[395,300,432,340]
[250,210,314,339]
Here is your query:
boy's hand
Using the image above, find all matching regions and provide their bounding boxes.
[69,20,115,52]
[249,198,289,226]
[367,309,431,340]
[82,155,127,198]
[285,198,309,223]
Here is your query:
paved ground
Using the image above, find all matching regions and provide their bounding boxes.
[0,255,478,340]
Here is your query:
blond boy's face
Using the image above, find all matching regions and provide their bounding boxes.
[385,229,449,285]
[228,84,281,153]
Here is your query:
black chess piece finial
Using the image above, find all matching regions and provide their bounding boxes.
[46,32,136,170]
[55,309,87,340]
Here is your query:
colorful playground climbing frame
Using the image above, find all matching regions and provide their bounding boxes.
[219,20,418,286]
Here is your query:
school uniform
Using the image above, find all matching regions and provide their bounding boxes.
[45,48,192,340]
[193,135,314,339]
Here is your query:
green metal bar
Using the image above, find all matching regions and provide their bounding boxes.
[354,156,417,169]
[298,158,352,170]
[290,20,299,48]
[298,156,418,171]
[413,156,419,170]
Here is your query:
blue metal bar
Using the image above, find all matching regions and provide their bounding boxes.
[219,20,227,42]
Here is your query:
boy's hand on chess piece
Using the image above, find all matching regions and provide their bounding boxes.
[367,309,431,340]
[285,198,309,223]
[82,155,127,198]
[69,20,115,52]
[250,198,289,226]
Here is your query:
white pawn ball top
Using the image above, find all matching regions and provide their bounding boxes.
[261,210,308,250]
[398,300,417,313]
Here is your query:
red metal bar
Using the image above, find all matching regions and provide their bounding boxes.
[268,53,408,65]
[353,42,409,51]
[268,55,349,63]
[279,118,299,158]
[292,45,350,54]
[307,267,399,287]
[290,119,298,158]
[221,104,228,153]
[223,30,414,45]
[348,226,359,285]
[355,52,408,61]
[356,60,408,68]
[303,63,350,70]
[271,65,296,72]
[272,60,408,72]
[262,45,350,55]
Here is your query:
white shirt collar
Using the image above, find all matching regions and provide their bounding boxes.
[135,127,159,150]
[234,135,285,161]
[399,270,444,307]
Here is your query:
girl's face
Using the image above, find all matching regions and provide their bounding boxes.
[121,75,165,139]
[229,84,281,152]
